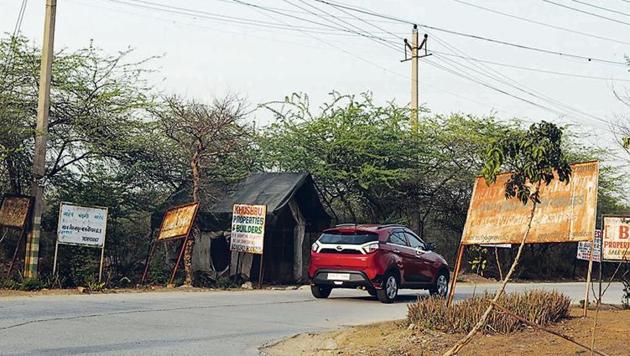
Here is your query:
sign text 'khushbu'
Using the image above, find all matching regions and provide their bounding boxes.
[230,204,266,255]
[462,161,598,245]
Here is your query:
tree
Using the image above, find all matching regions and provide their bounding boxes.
[154,95,254,285]
[445,121,572,355]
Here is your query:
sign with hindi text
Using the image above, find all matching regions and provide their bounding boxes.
[57,203,108,247]
[461,161,598,245]
[230,204,266,254]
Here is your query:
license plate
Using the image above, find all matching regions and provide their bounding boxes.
[327,273,350,281]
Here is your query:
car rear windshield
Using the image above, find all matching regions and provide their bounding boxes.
[318,232,378,245]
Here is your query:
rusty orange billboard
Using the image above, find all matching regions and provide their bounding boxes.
[157,202,199,241]
[0,195,33,230]
[461,161,598,245]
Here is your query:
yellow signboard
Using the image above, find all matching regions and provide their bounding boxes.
[461,161,598,245]
[157,202,199,241]
[0,195,33,229]
[602,216,630,261]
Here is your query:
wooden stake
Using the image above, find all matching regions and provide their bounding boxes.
[447,243,465,307]
[583,240,595,317]
[7,230,25,275]
[491,301,609,356]
[258,251,264,289]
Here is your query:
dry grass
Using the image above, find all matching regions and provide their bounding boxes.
[407,290,570,334]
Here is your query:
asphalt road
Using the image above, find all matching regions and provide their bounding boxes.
[0,282,624,356]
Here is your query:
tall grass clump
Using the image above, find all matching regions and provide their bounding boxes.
[407,290,570,334]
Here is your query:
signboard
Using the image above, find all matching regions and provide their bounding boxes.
[0,195,33,229]
[157,203,199,241]
[602,216,630,262]
[461,161,598,245]
[577,229,601,262]
[57,203,108,247]
[230,204,266,254]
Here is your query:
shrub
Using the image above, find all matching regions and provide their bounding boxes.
[20,278,44,291]
[407,290,570,334]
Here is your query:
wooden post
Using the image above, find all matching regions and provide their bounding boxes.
[583,243,595,317]
[258,251,264,289]
[447,243,465,307]
[169,234,190,286]
[7,230,25,275]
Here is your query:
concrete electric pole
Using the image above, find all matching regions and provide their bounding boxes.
[403,25,430,134]
[25,0,57,279]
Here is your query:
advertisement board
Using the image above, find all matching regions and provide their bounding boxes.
[230,204,266,255]
[576,229,601,262]
[157,203,199,241]
[0,194,33,230]
[57,203,108,247]
[461,161,598,245]
[602,216,630,262]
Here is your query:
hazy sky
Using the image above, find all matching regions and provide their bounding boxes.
[1,0,629,154]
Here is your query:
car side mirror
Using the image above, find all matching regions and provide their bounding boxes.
[426,242,435,251]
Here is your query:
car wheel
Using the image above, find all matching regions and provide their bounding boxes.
[376,273,398,304]
[311,284,332,299]
[429,270,449,298]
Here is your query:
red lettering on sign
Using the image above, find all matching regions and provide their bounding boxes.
[619,225,629,239]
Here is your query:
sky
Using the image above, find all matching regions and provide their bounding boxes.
[1,0,630,157]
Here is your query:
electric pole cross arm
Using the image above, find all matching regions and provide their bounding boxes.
[401,25,431,134]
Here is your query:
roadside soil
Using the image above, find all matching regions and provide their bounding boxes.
[263,307,630,356]
[0,284,308,298]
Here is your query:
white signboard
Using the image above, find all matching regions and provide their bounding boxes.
[576,229,601,262]
[230,204,266,255]
[602,216,630,261]
[57,203,108,248]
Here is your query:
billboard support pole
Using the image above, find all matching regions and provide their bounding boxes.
[98,240,106,283]
[258,251,264,289]
[447,243,465,307]
[141,238,156,284]
[7,230,25,275]
[583,244,595,317]
[169,233,190,286]
[52,239,59,276]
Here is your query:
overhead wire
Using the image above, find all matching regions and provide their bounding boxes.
[315,0,628,66]
[450,0,630,46]
[542,0,630,26]
[571,0,630,18]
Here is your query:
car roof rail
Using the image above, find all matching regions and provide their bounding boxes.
[376,224,405,229]
[335,223,358,227]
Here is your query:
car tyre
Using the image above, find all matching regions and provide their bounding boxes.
[311,284,332,298]
[429,270,449,298]
[376,273,398,304]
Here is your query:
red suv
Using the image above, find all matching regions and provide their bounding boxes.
[308,224,450,303]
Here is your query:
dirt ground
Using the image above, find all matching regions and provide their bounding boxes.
[263,307,630,356]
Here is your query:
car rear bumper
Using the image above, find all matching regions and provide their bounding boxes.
[311,269,383,289]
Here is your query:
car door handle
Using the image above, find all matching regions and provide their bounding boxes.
[393,249,400,254]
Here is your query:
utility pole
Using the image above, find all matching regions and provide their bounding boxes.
[25,0,57,279]
[402,25,430,134]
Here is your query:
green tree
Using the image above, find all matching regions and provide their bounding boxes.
[446,121,572,355]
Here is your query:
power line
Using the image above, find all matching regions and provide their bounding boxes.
[571,0,630,18]
[315,0,628,65]
[431,51,630,82]
[451,0,630,46]
[543,0,630,26]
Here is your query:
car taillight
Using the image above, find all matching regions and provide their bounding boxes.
[363,242,379,254]
[311,242,320,252]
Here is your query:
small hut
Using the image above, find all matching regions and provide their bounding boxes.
[153,172,330,283]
